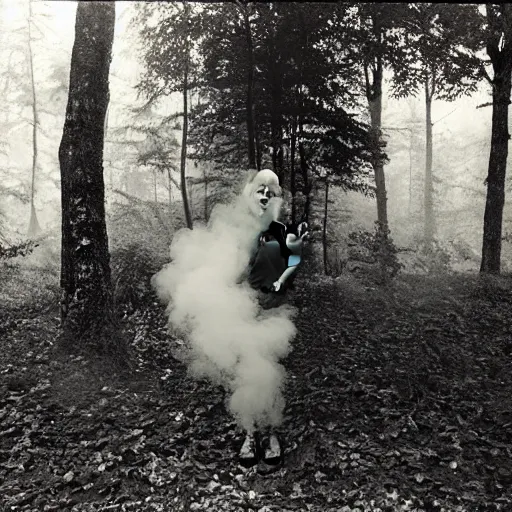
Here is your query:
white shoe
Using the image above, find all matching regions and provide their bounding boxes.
[262,433,281,465]
[239,433,258,467]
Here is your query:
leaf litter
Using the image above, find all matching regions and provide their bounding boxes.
[1,273,512,510]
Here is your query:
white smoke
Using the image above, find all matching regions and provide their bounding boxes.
[152,172,296,432]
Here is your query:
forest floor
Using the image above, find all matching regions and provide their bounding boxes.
[1,268,512,511]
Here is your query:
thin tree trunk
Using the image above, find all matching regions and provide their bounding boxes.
[409,129,413,215]
[480,72,511,273]
[58,2,115,340]
[268,19,283,182]
[323,178,329,275]
[365,54,388,234]
[242,2,257,168]
[27,0,41,238]
[298,132,311,223]
[180,5,193,230]
[204,166,208,222]
[255,109,262,170]
[290,117,297,224]
[271,109,278,175]
[296,9,310,223]
[167,166,173,229]
[424,77,435,246]
[153,169,158,205]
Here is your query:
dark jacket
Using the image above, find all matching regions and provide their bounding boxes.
[247,221,296,292]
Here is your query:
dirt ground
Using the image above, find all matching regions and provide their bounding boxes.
[1,272,512,511]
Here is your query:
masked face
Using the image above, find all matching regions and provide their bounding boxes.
[242,169,282,229]
[254,184,277,213]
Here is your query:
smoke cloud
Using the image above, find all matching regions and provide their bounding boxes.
[152,175,296,432]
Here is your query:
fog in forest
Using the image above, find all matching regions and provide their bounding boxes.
[1,1,507,275]
[4,3,512,509]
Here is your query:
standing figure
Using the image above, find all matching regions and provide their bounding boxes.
[238,169,308,467]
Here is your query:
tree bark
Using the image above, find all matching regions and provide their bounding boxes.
[290,117,297,224]
[27,0,41,238]
[255,114,262,171]
[298,131,311,223]
[480,5,512,274]
[166,166,173,228]
[365,56,388,234]
[204,165,208,222]
[424,76,435,246]
[180,4,193,230]
[480,71,511,273]
[268,17,284,182]
[242,2,257,169]
[323,178,329,275]
[58,2,115,339]
[153,169,158,205]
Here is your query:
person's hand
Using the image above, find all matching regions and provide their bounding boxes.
[298,222,309,240]
[272,280,282,292]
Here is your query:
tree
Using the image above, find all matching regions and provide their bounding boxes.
[27,0,41,237]
[58,2,115,341]
[179,3,193,229]
[135,3,373,231]
[136,2,202,230]
[392,4,480,246]
[197,3,372,216]
[352,5,400,235]
[329,4,410,240]
[234,1,257,169]
[478,5,512,273]
[134,117,181,229]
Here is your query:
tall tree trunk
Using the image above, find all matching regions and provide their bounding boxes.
[323,178,329,275]
[298,130,311,223]
[424,76,435,246]
[268,19,283,182]
[480,72,511,273]
[153,169,158,205]
[27,0,41,238]
[58,2,115,340]
[204,166,208,222]
[408,129,413,215]
[271,103,279,177]
[180,5,193,230]
[290,117,297,224]
[365,54,388,234]
[242,2,257,168]
[296,9,310,223]
[255,109,262,170]
[480,5,512,274]
[166,166,173,229]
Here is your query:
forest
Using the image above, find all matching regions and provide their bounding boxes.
[1,1,512,511]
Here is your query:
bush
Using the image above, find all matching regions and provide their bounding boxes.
[111,243,166,315]
[0,239,38,260]
[0,234,61,315]
[324,245,346,277]
[409,239,452,274]
[345,223,401,284]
